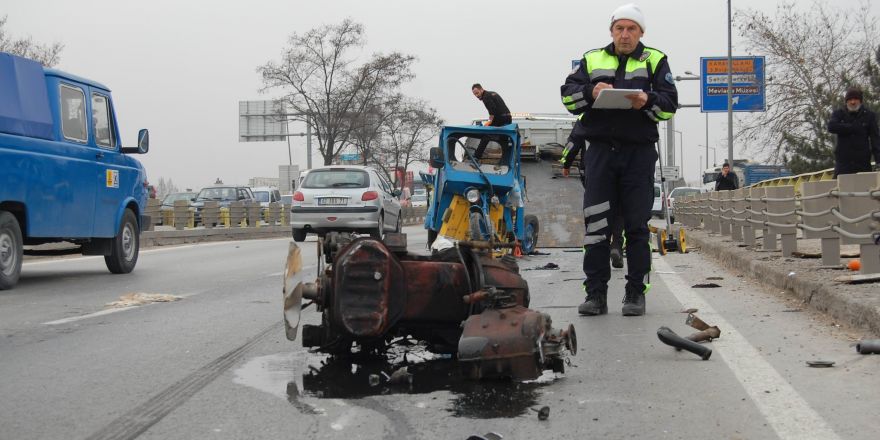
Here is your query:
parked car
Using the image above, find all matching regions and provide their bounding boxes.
[410,193,428,208]
[281,194,293,205]
[159,191,197,224]
[652,182,665,218]
[191,186,256,224]
[667,186,705,224]
[290,165,402,242]
[252,186,282,208]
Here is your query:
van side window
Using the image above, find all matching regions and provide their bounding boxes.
[92,94,116,149]
[60,84,87,142]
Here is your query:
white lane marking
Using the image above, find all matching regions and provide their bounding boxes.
[42,291,205,325]
[43,306,138,325]
[24,237,297,265]
[653,257,841,440]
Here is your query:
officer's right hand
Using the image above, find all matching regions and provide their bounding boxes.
[593,82,613,99]
[562,167,570,177]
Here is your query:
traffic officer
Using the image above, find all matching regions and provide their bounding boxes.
[560,3,678,316]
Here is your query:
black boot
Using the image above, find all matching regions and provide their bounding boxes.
[578,287,608,316]
[610,247,624,269]
[621,286,646,316]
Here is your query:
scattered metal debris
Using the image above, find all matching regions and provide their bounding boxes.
[388,366,413,385]
[684,313,721,344]
[525,262,559,270]
[806,360,835,368]
[691,283,721,288]
[368,374,380,387]
[530,406,550,420]
[833,273,880,284]
[856,339,880,354]
[706,276,724,281]
[468,433,504,440]
[105,293,181,308]
[680,308,699,314]
[657,327,712,360]
[528,250,551,256]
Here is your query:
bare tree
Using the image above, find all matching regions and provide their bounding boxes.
[370,99,443,186]
[258,19,416,166]
[0,15,63,67]
[735,1,879,173]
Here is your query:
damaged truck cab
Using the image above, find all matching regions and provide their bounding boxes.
[0,52,150,289]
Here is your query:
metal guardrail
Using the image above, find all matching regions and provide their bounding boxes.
[677,171,880,274]
[749,167,836,196]
[144,199,428,231]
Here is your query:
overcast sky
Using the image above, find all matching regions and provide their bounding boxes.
[5,0,873,188]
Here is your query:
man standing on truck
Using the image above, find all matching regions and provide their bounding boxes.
[714,163,739,191]
[472,83,512,159]
[560,3,678,316]
[827,88,880,177]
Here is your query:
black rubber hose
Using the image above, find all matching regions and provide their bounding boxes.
[657,326,712,360]
[856,339,880,354]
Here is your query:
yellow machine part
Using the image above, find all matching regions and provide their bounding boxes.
[438,195,510,244]
[439,195,472,240]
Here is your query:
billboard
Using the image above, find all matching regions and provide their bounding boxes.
[238,100,288,142]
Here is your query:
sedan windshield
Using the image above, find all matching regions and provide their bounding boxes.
[303,170,369,189]
[197,187,237,201]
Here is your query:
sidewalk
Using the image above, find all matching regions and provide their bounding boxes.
[682,227,880,335]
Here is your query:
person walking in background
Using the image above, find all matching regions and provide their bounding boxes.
[714,163,738,191]
[827,88,880,177]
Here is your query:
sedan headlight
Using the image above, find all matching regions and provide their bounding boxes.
[465,188,481,204]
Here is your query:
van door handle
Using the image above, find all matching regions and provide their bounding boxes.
[96,152,104,159]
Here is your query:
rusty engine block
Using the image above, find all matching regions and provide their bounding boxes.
[283,232,575,380]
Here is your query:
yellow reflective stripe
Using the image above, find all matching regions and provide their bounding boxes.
[655,111,674,121]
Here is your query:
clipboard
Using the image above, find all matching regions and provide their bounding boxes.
[592,88,643,109]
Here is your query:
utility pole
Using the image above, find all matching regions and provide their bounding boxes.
[726,0,734,165]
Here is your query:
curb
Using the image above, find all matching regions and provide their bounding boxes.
[685,228,880,335]
[142,226,291,247]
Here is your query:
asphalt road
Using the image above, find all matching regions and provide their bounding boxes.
[1,225,878,440]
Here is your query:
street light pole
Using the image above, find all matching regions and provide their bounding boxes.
[727,0,734,166]
[675,130,684,181]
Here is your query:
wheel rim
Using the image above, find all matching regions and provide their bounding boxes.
[0,231,16,276]
[122,223,135,261]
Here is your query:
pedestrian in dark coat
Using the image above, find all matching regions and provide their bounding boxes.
[827,88,880,177]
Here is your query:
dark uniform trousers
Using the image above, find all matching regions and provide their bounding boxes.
[581,141,657,293]
[475,114,512,159]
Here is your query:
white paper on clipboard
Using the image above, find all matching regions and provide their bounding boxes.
[592,88,643,109]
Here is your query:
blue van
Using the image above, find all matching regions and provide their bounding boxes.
[0,52,150,289]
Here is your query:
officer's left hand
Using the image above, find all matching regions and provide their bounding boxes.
[625,92,648,110]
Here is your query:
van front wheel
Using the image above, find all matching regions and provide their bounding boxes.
[105,209,139,274]
[0,211,23,290]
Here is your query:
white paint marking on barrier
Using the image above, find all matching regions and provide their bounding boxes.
[43,306,138,325]
[653,257,841,440]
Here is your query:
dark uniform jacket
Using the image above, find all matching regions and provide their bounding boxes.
[827,106,880,174]
[714,172,739,191]
[480,91,511,126]
[561,42,678,145]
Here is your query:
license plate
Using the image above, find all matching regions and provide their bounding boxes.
[318,197,348,206]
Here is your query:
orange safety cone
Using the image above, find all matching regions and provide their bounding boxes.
[513,240,524,257]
